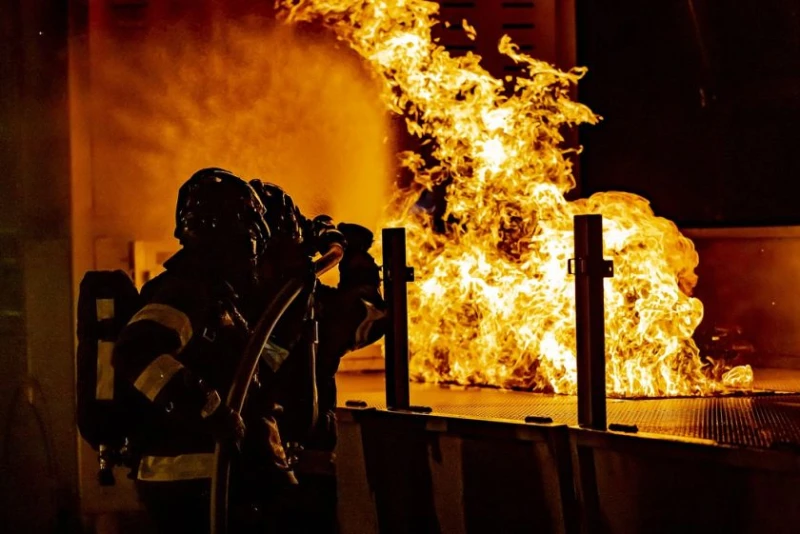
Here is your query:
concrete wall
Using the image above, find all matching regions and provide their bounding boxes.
[0,0,79,532]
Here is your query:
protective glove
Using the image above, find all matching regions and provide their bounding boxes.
[337,223,380,288]
[308,215,345,254]
[337,223,374,252]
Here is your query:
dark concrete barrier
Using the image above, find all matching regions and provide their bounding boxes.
[570,428,800,534]
[335,407,577,534]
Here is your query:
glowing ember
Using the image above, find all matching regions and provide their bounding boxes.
[279,0,754,396]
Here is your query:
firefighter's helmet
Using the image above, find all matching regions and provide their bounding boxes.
[248,179,306,247]
[175,168,271,259]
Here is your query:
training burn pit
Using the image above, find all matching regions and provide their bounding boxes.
[279,0,752,397]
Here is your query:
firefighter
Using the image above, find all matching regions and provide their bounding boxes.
[249,180,387,533]
[112,168,296,534]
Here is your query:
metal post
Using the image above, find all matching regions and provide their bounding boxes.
[569,214,612,430]
[382,228,412,411]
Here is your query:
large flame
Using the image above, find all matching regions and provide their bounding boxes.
[280,0,754,396]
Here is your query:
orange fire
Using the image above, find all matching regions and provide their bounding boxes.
[280,0,754,396]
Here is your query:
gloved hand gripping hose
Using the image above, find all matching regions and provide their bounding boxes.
[210,242,344,534]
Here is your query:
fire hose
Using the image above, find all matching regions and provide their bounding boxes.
[210,242,344,534]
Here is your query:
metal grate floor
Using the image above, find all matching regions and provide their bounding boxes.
[337,369,800,449]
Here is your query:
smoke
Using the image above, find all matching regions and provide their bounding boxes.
[90,17,392,240]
